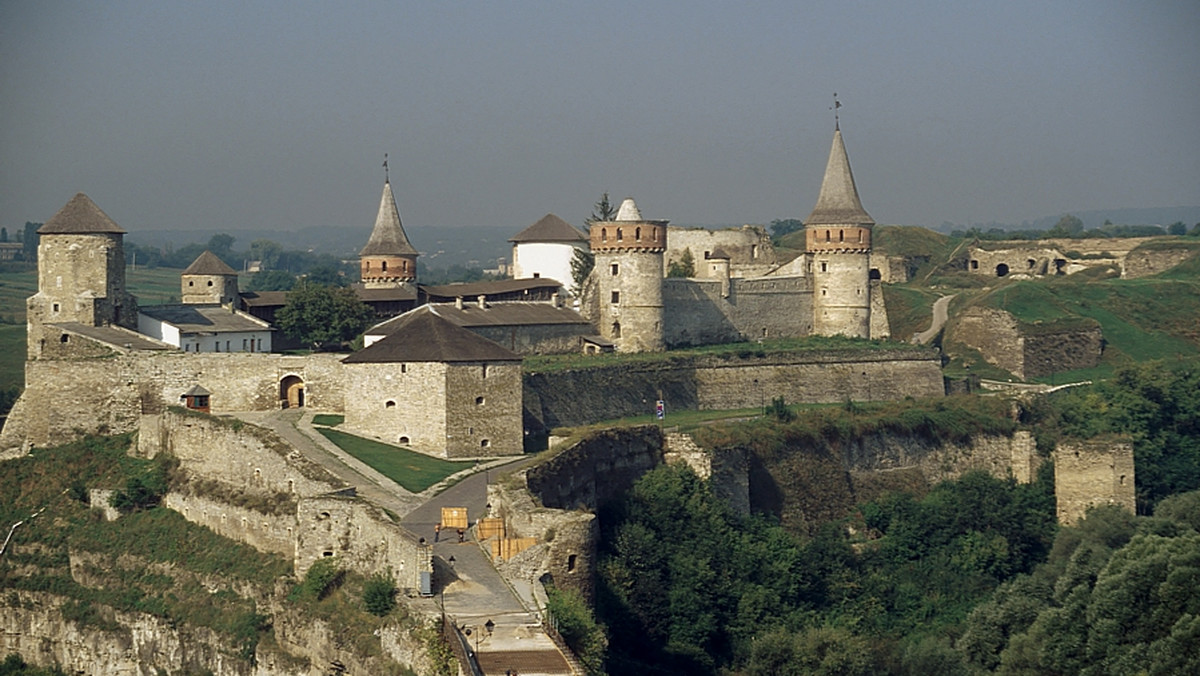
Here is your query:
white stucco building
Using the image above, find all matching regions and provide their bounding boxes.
[509,213,589,294]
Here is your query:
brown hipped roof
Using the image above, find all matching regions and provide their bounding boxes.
[343,311,521,364]
[509,214,587,243]
[804,129,874,226]
[360,181,418,257]
[39,193,126,235]
[182,250,238,276]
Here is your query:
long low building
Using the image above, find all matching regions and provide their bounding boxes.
[364,298,594,354]
[138,304,274,353]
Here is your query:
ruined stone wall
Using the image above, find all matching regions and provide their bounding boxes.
[662,276,814,347]
[946,307,1025,378]
[524,348,944,431]
[1122,246,1199,278]
[665,225,777,273]
[295,495,427,589]
[868,279,891,339]
[664,433,750,516]
[1022,325,1103,378]
[163,492,298,559]
[868,252,912,283]
[1054,438,1135,525]
[1,350,347,454]
[526,426,664,511]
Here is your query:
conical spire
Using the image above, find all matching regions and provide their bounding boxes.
[804,129,874,226]
[360,181,418,257]
[39,193,126,234]
[615,198,642,221]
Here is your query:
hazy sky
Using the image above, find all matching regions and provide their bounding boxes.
[2,1,1197,237]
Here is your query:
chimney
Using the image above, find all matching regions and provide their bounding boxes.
[477,295,487,310]
[455,296,464,310]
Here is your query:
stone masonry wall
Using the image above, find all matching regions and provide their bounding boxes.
[526,426,665,511]
[295,495,427,589]
[662,275,814,347]
[946,306,1026,378]
[1,350,346,454]
[1122,246,1199,278]
[1054,438,1136,525]
[665,225,777,273]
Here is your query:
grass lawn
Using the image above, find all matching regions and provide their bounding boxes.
[0,324,25,393]
[315,427,475,493]
[311,414,345,427]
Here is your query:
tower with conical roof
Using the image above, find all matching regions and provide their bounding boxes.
[805,125,874,338]
[588,198,668,352]
[181,250,240,305]
[360,180,418,289]
[28,193,138,358]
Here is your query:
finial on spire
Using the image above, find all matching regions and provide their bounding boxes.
[831,93,842,131]
[383,153,389,183]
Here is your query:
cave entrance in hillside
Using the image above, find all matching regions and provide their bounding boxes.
[996,263,1010,277]
[280,375,305,409]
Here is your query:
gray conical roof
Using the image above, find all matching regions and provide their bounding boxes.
[39,193,126,235]
[509,214,587,243]
[182,250,238,276]
[360,181,418,257]
[804,130,874,226]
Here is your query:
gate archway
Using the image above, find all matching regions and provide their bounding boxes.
[280,375,305,409]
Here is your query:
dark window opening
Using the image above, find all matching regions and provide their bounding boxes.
[611,263,619,275]
[567,554,577,572]
[611,291,620,304]
[869,268,881,280]
[385,400,396,408]
[399,435,410,445]
[475,396,484,405]
[481,439,490,447]
[996,263,1010,277]
[60,334,69,343]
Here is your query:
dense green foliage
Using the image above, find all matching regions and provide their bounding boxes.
[666,248,695,278]
[276,281,374,349]
[960,500,1200,675]
[546,586,608,675]
[1033,362,1200,512]
[0,654,66,675]
[291,557,344,602]
[594,464,1056,674]
[362,571,398,616]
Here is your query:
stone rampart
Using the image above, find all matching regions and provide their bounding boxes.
[524,348,944,431]
[1122,245,1199,278]
[666,225,777,272]
[946,306,1102,380]
[162,492,298,559]
[526,426,664,510]
[295,494,427,589]
[1,350,346,454]
[662,276,815,347]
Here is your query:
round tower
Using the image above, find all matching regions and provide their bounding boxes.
[589,198,667,352]
[360,180,419,288]
[181,250,240,305]
[805,127,873,338]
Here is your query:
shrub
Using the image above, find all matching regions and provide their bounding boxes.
[292,557,344,602]
[362,572,397,616]
[768,396,795,422]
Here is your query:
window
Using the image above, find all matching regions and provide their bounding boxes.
[52,303,59,312]
[611,263,619,275]
[820,261,827,272]
[385,400,396,408]
[242,338,247,350]
[635,227,642,241]
[601,228,608,242]
[475,396,484,405]
[482,364,488,378]
[399,436,410,445]
[60,334,69,343]
[401,364,407,373]
[825,230,831,242]
[480,439,490,448]
[568,554,577,572]
[611,291,620,304]
[839,230,844,242]
[188,281,194,287]
[612,321,621,338]
[533,272,540,278]
[382,261,388,272]
[616,228,623,242]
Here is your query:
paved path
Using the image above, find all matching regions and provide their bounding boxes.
[911,293,956,345]
[234,410,572,674]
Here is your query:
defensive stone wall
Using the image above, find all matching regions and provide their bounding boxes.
[526,426,665,510]
[470,322,593,355]
[1053,438,1135,525]
[1,349,346,454]
[524,348,944,431]
[946,306,1103,380]
[295,494,427,588]
[163,492,298,559]
[967,237,1157,279]
[1122,245,1199,278]
[666,225,777,273]
[662,276,814,347]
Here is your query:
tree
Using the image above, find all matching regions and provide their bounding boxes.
[1190,223,1200,237]
[1167,221,1187,236]
[1047,214,1085,238]
[666,249,695,278]
[22,222,39,262]
[0,227,6,243]
[589,192,617,223]
[570,247,595,295]
[304,264,347,287]
[769,218,804,240]
[248,239,283,270]
[247,269,297,292]
[276,282,373,349]
[362,572,397,616]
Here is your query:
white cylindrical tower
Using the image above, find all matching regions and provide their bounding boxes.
[589,198,668,352]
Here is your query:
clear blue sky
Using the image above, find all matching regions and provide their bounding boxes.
[1,0,1197,235]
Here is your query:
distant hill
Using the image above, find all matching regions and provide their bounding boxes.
[936,207,1200,234]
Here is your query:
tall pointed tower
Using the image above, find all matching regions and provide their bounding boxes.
[360,181,418,288]
[589,198,667,352]
[805,126,874,338]
[27,193,138,358]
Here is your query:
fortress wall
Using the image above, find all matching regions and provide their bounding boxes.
[295,495,427,589]
[342,361,448,456]
[444,361,524,457]
[841,430,1040,484]
[162,492,298,559]
[524,348,944,431]
[2,350,346,453]
[525,426,664,511]
[149,409,346,497]
[661,276,814,347]
[1122,246,1199,278]
[869,279,891,339]
[666,225,776,272]
[469,323,592,355]
[946,307,1026,378]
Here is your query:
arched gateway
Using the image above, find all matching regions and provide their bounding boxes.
[280,375,304,409]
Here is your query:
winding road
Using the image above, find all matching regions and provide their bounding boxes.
[911,293,956,345]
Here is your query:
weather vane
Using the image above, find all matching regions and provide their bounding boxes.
[383,153,389,183]
[831,93,842,130]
